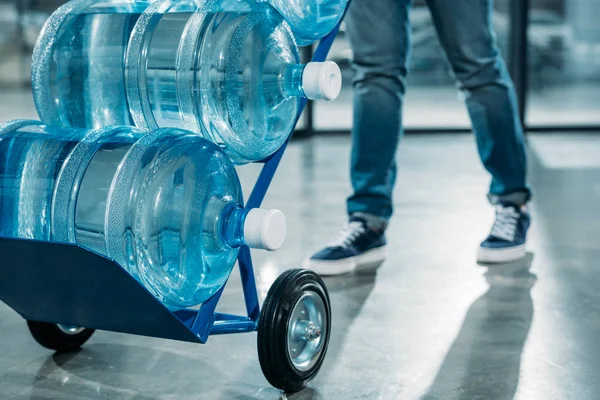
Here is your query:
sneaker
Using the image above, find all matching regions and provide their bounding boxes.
[477,202,531,264]
[303,217,387,276]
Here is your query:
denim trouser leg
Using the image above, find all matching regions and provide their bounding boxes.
[426,0,531,205]
[345,0,412,221]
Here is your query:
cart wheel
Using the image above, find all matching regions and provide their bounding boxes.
[27,321,95,352]
[258,269,331,392]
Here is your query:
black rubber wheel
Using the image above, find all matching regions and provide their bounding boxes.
[27,321,95,353]
[258,269,331,392]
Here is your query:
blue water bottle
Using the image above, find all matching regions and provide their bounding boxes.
[31,0,342,163]
[0,120,287,309]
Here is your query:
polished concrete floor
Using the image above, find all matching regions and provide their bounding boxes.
[1,132,600,399]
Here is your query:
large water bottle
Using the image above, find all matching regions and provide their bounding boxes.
[266,0,348,46]
[0,120,287,309]
[32,0,342,163]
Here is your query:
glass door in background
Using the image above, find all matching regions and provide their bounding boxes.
[526,0,600,127]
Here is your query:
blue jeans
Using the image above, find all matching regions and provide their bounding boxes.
[345,0,531,221]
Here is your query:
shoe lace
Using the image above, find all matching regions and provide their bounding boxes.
[328,221,366,248]
[490,205,520,241]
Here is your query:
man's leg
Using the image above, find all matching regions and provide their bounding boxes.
[426,0,530,203]
[427,0,531,263]
[304,0,412,275]
[346,0,412,226]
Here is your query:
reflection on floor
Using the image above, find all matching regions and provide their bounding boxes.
[1,133,600,399]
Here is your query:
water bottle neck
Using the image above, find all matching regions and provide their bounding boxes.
[281,63,307,99]
[222,205,250,249]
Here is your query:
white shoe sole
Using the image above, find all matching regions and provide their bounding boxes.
[303,246,387,276]
[477,244,526,264]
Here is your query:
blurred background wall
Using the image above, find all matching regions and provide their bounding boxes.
[1,0,599,130]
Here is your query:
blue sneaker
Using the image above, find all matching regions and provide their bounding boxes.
[303,217,387,276]
[477,203,531,264]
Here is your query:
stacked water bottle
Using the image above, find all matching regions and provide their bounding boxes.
[0,0,344,310]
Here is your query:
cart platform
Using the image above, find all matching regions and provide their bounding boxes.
[0,238,203,343]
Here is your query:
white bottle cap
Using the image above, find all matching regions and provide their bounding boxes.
[302,61,342,101]
[243,208,287,251]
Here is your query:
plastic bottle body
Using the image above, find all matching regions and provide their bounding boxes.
[32,0,332,163]
[104,128,246,308]
[124,0,309,163]
[267,0,348,46]
[173,1,303,163]
[0,121,285,309]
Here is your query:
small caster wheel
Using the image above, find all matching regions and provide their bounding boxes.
[27,321,95,352]
[258,269,331,392]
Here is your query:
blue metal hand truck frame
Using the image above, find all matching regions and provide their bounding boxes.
[0,20,342,394]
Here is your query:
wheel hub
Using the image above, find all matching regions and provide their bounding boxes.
[287,291,327,372]
[293,320,322,342]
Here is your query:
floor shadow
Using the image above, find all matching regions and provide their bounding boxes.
[422,254,536,400]
[285,387,321,400]
[28,343,228,400]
